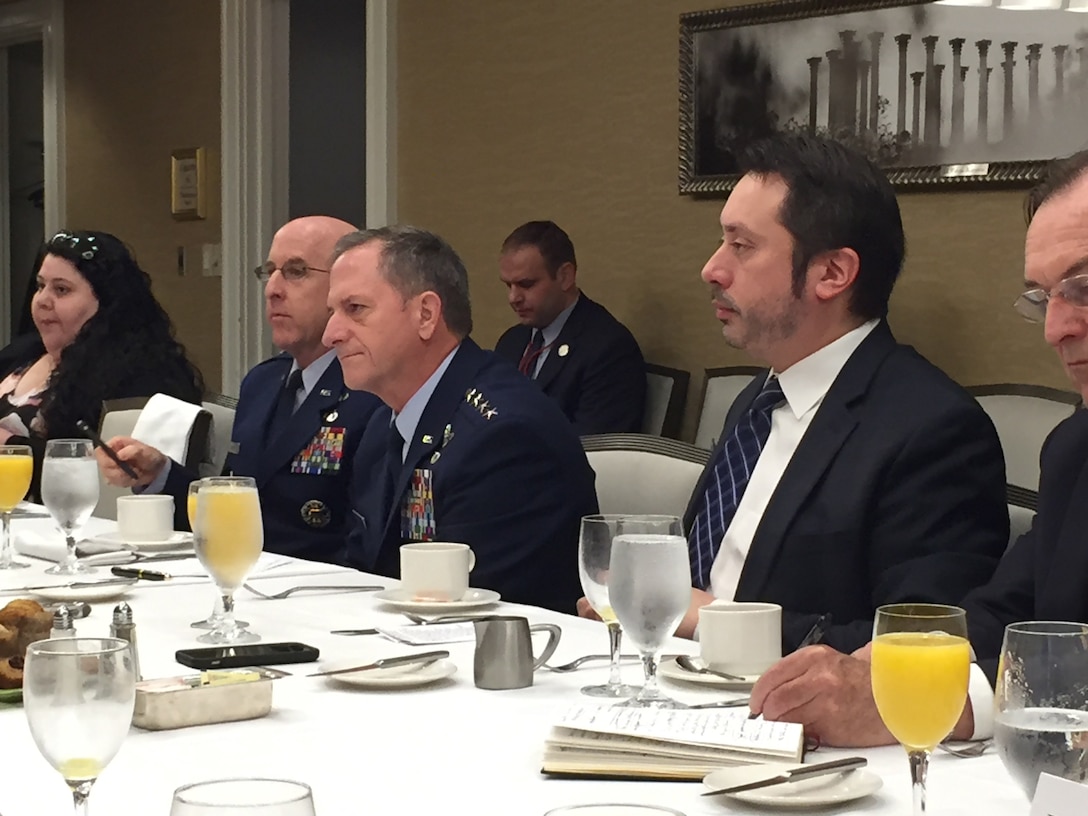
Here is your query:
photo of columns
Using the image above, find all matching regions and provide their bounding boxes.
[688,2,1088,178]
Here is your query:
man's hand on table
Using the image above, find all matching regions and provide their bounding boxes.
[97,436,167,488]
[749,643,976,746]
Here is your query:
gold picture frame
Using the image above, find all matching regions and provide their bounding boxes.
[170,147,206,220]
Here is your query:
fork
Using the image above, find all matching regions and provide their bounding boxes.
[243,583,383,600]
[402,612,492,625]
[936,739,993,758]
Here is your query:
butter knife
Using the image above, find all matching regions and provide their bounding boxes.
[701,756,867,796]
[306,650,450,678]
[0,577,138,594]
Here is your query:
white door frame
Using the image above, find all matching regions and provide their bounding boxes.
[219,0,397,395]
[0,0,64,345]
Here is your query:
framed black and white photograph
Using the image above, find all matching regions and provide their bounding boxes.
[679,0,1088,194]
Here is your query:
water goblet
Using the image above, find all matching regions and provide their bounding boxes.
[41,438,100,575]
[194,475,263,644]
[870,603,970,816]
[0,444,33,569]
[23,637,136,816]
[578,514,681,698]
[994,621,1088,799]
[607,533,691,708]
[171,779,316,816]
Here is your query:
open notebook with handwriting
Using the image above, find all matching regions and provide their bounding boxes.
[541,703,805,781]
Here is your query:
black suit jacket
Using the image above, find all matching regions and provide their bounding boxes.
[163,354,380,564]
[494,294,646,434]
[346,338,598,612]
[683,322,1009,654]
[964,409,1088,684]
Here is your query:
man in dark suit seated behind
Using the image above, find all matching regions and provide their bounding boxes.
[578,133,1008,654]
[743,149,1088,748]
[326,225,597,612]
[494,220,646,435]
[97,216,382,565]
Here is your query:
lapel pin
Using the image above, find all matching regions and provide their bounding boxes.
[325,411,338,423]
[319,388,332,397]
[422,434,434,445]
[442,424,454,447]
[430,451,441,464]
[558,344,570,357]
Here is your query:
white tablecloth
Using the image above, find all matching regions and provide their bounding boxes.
[0,512,1028,815]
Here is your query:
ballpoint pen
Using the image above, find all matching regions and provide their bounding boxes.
[111,566,170,581]
[798,613,833,649]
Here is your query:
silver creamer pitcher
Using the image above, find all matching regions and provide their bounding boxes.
[472,615,561,690]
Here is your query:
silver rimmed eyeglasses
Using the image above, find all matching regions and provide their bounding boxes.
[1014,273,1088,322]
[253,260,330,284]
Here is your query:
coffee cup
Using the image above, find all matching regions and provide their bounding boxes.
[698,601,782,676]
[116,494,175,542]
[400,542,475,602]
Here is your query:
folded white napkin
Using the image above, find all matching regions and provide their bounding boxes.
[13,530,125,562]
[130,394,205,464]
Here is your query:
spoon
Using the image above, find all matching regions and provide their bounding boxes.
[676,655,746,682]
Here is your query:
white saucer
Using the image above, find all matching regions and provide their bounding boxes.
[703,764,883,809]
[373,587,501,613]
[30,580,135,603]
[544,806,686,816]
[658,656,760,690]
[324,659,456,689]
[91,530,194,553]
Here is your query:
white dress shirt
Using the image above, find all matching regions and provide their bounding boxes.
[708,320,879,600]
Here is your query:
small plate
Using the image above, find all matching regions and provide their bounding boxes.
[324,659,456,689]
[373,587,501,613]
[703,764,883,809]
[91,530,194,553]
[658,657,760,690]
[30,580,135,603]
[544,806,686,816]
[0,688,22,705]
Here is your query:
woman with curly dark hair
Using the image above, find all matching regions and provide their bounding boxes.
[0,230,204,498]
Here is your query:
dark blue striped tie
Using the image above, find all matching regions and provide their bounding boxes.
[688,376,785,590]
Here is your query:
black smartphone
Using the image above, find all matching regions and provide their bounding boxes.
[175,642,320,670]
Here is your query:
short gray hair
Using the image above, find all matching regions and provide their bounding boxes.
[333,225,473,337]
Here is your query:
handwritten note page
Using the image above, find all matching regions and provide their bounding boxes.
[375,622,476,645]
[555,703,801,753]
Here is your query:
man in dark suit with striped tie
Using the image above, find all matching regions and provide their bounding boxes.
[98,216,382,565]
[580,133,1008,655]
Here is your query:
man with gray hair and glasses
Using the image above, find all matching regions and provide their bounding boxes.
[324,225,597,612]
[742,149,1088,749]
[98,216,381,564]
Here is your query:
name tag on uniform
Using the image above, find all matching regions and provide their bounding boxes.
[291,426,346,475]
[401,468,435,542]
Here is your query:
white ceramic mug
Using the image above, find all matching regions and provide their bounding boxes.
[116,494,175,542]
[400,542,476,602]
[698,601,782,676]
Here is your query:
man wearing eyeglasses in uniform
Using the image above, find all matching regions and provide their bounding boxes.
[742,150,1088,749]
[97,216,381,565]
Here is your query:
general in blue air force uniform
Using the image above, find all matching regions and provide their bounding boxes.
[162,349,379,563]
[323,226,598,613]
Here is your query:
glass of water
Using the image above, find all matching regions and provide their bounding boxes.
[607,533,691,708]
[171,779,315,815]
[578,515,682,699]
[41,438,100,575]
[994,621,1088,799]
[23,637,136,816]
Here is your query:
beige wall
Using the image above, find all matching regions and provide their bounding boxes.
[64,0,222,390]
[397,0,1069,440]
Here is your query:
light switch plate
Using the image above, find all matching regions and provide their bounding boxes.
[202,243,222,277]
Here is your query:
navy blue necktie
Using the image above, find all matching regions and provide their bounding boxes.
[267,368,304,440]
[383,423,405,526]
[687,376,785,590]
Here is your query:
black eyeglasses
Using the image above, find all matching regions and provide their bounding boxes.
[49,231,99,261]
[253,260,330,284]
[1014,273,1088,323]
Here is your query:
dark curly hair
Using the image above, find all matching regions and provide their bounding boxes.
[35,230,204,436]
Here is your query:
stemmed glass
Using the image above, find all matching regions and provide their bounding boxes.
[187,480,248,632]
[194,476,263,644]
[994,621,1088,799]
[607,533,691,708]
[23,637,136,816]
[870,604,970,816]
[0,444,33,569]
[171,779,316,815]
[578,514,682,698]
[40,439,100,575]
